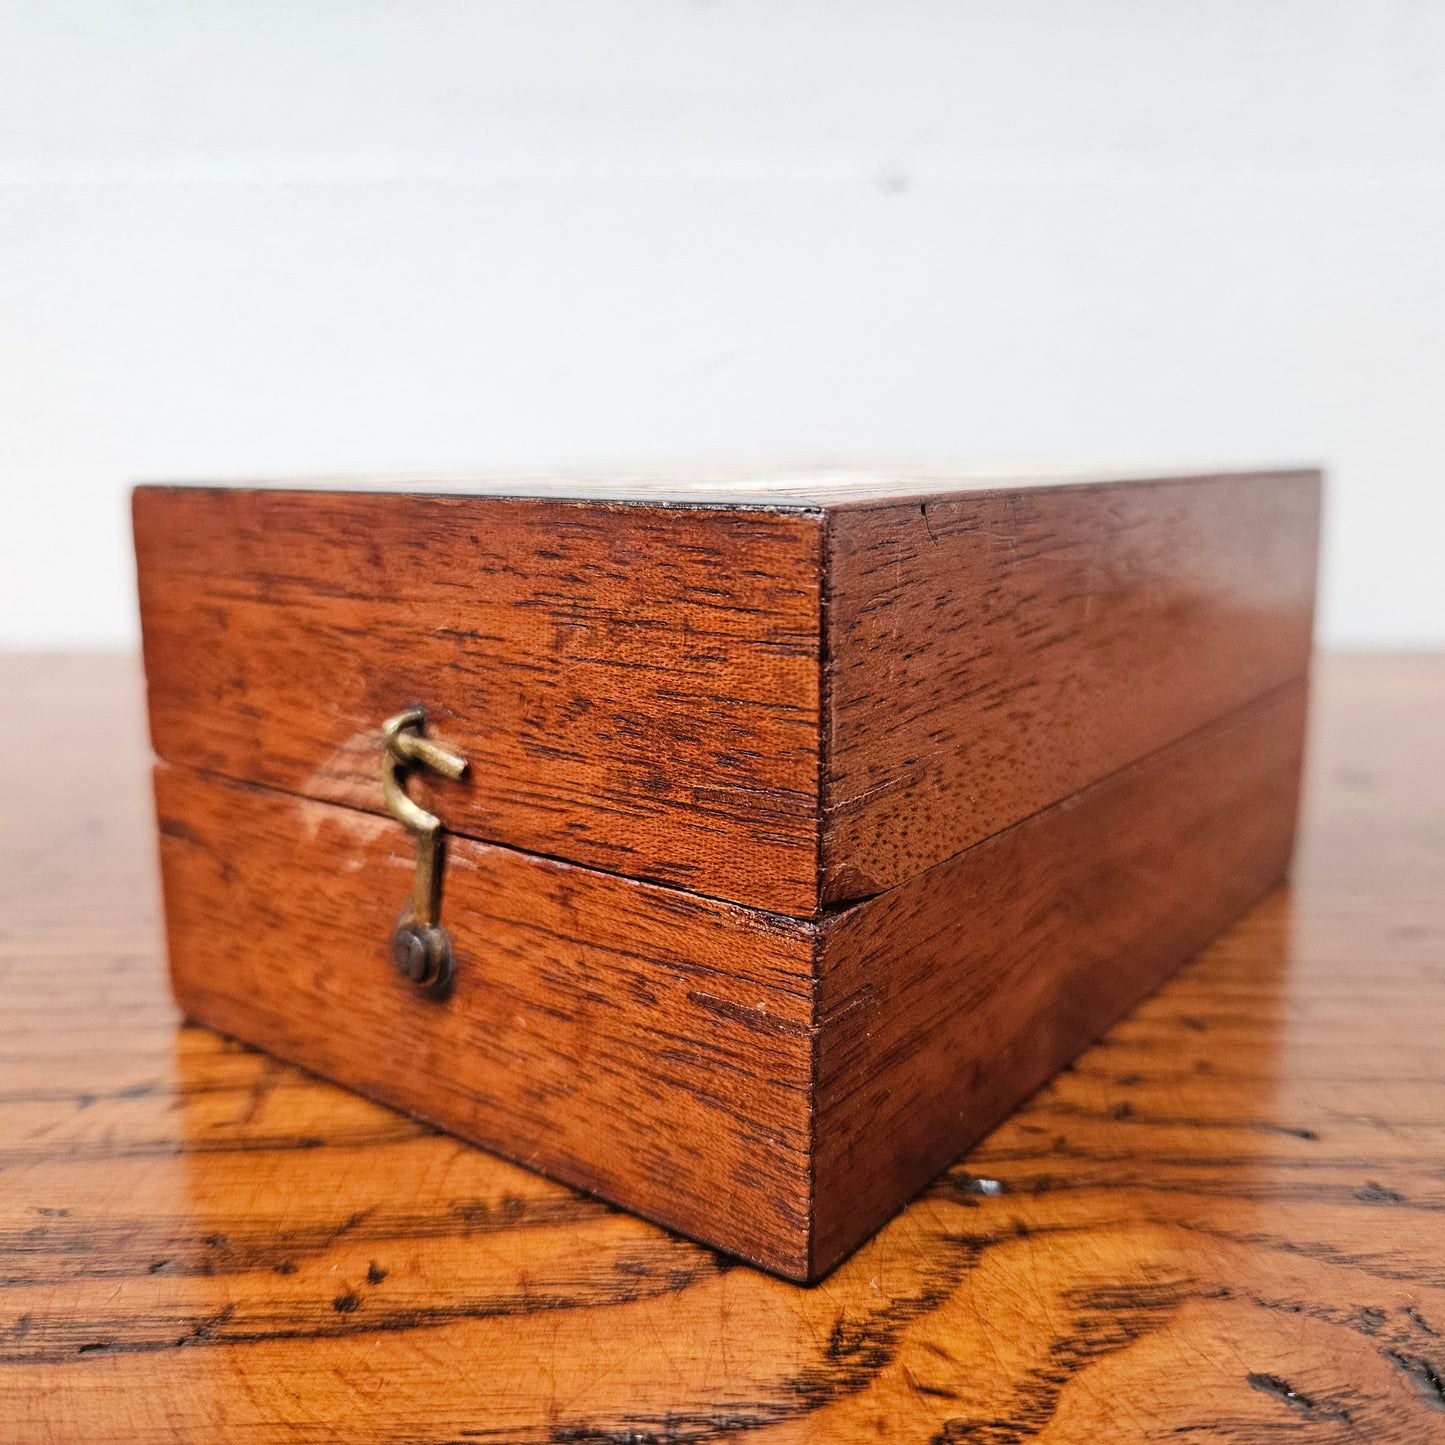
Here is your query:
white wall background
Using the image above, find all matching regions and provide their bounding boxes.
[3,0,1443,650]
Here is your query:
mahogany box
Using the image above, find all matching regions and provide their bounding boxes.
[133,468,1320,1281]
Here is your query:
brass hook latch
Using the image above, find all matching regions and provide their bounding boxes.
[381,709,468,995]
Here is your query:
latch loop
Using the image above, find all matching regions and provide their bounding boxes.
[381,709,467,995]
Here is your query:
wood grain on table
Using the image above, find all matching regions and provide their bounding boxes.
[2,654,1444,1443]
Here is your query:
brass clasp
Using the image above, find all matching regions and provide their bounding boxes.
[381,709,467,995]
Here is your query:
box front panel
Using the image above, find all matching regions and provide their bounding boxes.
[135,488,823,916]
[154,763,817,1278]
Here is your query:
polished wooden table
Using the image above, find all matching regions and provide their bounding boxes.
[2,654,1443,1442]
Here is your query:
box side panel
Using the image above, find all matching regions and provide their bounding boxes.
[811,681,1308,1279]
[154,763,817,1279]
[822,470,1320,903]
[135,488,824,916]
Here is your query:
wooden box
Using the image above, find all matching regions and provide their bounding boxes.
[133,467,1320,1281]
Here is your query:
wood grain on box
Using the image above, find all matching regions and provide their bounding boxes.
[134,470,1319,917]
[820,473,1319,901]
[155,681,1306,1279]
[811,680,1307,1276]
[154,760,819,1279]
[134,488,824,916]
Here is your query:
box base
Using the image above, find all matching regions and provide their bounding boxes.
[156,683,1307,1281]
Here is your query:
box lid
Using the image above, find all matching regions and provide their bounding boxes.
[133,466,1320,917]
